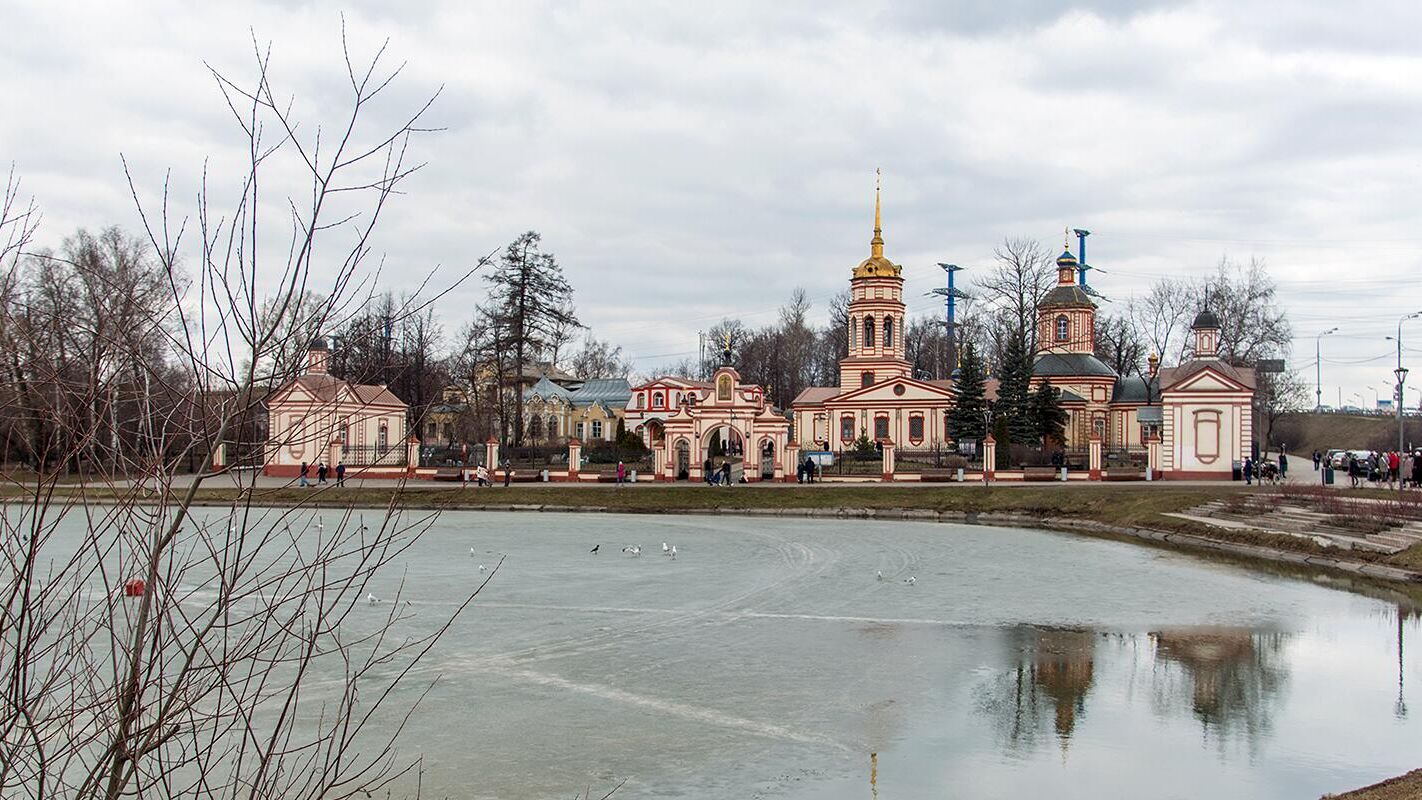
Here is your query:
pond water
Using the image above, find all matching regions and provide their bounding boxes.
[232,511,1422,797]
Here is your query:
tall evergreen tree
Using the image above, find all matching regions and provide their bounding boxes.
[946,342,988,443]
[1030,381,1068,447]
[993,326,1036,444]
[484,231,580,446]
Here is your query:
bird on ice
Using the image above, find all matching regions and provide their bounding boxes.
[470,547,477,557]
[367,593,380,604]
[622,545,641,556]
[478,564,487,573]
[662,542,669,555]
[669,545,677,559]
[877,570,884,581]
[904,577,916,586]
[590,544,600,554]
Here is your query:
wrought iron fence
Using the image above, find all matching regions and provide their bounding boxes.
[343,444,407,467]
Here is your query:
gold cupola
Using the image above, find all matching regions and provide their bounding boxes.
[853,169,903,279]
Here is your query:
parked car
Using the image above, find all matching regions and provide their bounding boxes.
[1326,449,1346,469]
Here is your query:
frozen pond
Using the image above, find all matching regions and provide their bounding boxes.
[63,506,1398,799]
[305,510,1422,800]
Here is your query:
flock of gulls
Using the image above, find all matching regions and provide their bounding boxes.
[366,537,917,607]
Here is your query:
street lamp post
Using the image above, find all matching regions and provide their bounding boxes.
[1316,327,1338,411]
[1395,366,1409,498]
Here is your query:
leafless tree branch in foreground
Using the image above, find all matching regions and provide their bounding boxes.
[0,26,494,799]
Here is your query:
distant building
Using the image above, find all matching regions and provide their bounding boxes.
[791,174,1255,479]
[522,376,633,444]
[263,339,408,476]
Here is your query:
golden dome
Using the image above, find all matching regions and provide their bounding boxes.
[852,169,903,279]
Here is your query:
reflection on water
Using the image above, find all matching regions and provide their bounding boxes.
[1152,627,1290,748]
[978,626,1292,758]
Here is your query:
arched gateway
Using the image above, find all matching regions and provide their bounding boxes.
[624,356,792,482]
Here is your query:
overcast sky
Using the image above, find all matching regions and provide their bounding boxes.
[6,0,1422,408]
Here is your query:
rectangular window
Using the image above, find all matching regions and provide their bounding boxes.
[874,416,889,440]
[592,420,603,439]
[840,416,854,441]
[575,422,585,439]
[909,415,924,441]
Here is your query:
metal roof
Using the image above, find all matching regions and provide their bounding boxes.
[569,377,632,408]
[1032,352,1118,378]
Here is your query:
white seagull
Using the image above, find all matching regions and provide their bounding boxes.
[367,592,380,604]
[904,576,916,586]
[478,564,487,573]
[622,545,641,556]
[669,545,677,559]
[662,542,669,555]
[470,547,477,557]
[877,570,884,581]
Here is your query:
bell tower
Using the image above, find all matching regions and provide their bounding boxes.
[839,170,911,391]
[1036,245,1097,356]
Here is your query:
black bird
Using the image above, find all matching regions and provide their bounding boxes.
[590,544,600,554]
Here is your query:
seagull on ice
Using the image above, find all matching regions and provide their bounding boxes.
[590,544,600,554]
[367,593,380,605]
[470,547,477,557]
[669,545,677,559]
[662,542,669,555]
[622,545,641,556]
[904,576,916,586]
[877,570,884,581]
[478,564,487,573]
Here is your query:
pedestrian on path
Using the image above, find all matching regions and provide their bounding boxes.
[721,461,732,487]
[616,461,626,486]
[336,461,346,487]
[317,462,328,484]
[1278,451,1288,480]
[1243,457,1253,485]
[1312,450,1322,471]
[503,460,513,487]
[299,461,310,488]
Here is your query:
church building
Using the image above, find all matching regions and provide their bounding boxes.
[791,175,1255,480]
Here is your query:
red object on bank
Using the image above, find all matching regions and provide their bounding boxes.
[123,578,146,598]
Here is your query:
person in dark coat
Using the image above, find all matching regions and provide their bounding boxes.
[317,462,328,484]
[503,460,513,487]
[299,461,310,488]
[1278,451,1288,480]
[1243,457,1253,485]
[336,461,346,487]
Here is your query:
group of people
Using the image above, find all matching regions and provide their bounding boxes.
[1241,451,1287,485]
[464,462,513,487]
[796,455,819,483]
[298,461,344,487]
[703,459,736,486]
[1331,449,1421,489]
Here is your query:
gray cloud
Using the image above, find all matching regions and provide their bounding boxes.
[3,0,1421,403]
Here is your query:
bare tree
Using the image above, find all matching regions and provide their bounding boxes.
[1128,278,1193,367]
[1094,313,1145,376]
[567,336,631,379]
[981,237,1054,352]
[0,28,495,800]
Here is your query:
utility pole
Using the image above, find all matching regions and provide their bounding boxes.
[932,263,967,379]
[1396,311,1421,497]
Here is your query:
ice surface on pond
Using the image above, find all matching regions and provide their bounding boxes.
[230,511,1422,798]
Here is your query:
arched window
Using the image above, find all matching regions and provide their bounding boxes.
[635,394,645,409]
[529,415,543,439]
[884,317,894,348]
[547,416,558,437]
[860,371,874,388]
[1055,315,1070,342]
[864,317,876,348]
[653,392,665,409]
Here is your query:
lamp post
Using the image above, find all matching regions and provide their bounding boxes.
[1369,386,1382,409]
[1315,327,1338,411]
[1396,365,1410,498]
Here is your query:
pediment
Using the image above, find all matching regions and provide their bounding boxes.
[830,376,955,404]
[1169,367,1249,394]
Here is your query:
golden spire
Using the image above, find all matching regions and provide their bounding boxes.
[870,168,884,258]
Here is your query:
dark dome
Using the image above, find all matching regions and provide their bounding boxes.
[1191,310,1220,330]
[308,337,329,351]
[1055,249,1078,266]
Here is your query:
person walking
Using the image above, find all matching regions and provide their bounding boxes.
[1278,451,1288,481]
[616,460,626,487]
[476,464,489,487]
[317,462,328,485]
[1390,450,1402,488]
[1312,450,1322,471]
[299,461,310,488]
[1243,456,1253,486]
[721,461,732,487]
[503,460,513,487]
[336,461,346,487]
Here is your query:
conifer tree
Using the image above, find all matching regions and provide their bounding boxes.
[946,342,987,443]
[994,326,1037,444]
[1030,381,1068,447]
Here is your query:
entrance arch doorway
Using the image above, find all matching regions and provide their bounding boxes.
[759,439,776,479]
[674,438,690,480]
